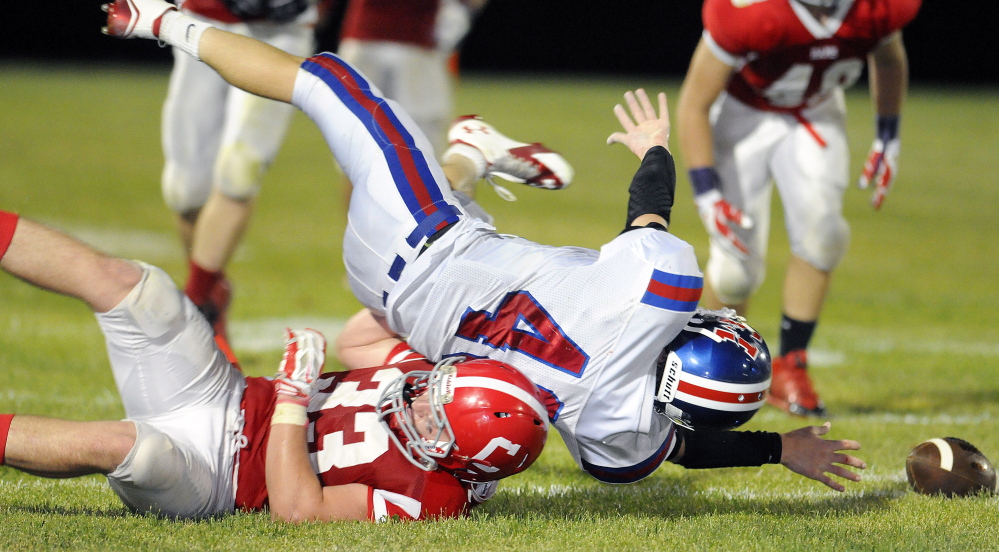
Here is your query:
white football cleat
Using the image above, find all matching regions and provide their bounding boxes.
[444,115,574,200]
[101,0,176,39]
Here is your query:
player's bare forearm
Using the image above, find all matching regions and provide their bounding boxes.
[780,422,866,492]
[868,32,909,116]
[265,423,322,521]
[265,423,369,522]
[199,28,303,104]
[677,39,732,169]
[335,309,405,369]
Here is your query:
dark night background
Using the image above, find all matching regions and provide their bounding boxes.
[1,1,997,85]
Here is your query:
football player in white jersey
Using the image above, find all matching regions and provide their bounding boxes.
[677,0,921,417]
[0,211,547,521]
[102,0,866,492]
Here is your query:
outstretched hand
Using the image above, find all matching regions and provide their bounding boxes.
[606,89,671,159]
[781,422,865,492]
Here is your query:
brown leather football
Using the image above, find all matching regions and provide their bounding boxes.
[905,437,997,497]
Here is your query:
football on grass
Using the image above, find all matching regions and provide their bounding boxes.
[905,437,997,497]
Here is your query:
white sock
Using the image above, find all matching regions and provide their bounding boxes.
[443,143,488,182]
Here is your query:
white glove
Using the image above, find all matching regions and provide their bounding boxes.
[858,137,901,210]
[695,189,753,259]
[274,328,326,407]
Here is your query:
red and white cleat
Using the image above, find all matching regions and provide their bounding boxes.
[444,115,574,199]
[101,0,176,39]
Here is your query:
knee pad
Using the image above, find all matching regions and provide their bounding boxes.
[214,141,266,201]
[122,263,185,339]
[706,248,766,305]
[793,215,850,271]
[162,163,213,214]
[107,423,210,517]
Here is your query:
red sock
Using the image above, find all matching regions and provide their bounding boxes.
[185,259,223,306]
[0,211,20,261]
[0,414,14,465]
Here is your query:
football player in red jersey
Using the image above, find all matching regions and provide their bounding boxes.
[338,0,487,157]
[677,0,921,417]
[0,212,547,521]
[164,0,329,347]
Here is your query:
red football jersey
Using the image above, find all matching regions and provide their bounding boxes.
[234,357,490,521]
[339,0,440,49]
[703,0,920,111]
[178,0,332,24]
[178,0,242,23]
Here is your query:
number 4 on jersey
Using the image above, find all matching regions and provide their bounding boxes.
[455,291,590,377]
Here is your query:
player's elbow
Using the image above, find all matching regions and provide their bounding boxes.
[269,503,321,524]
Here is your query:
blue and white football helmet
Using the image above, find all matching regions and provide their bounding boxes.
[654,309,772,431]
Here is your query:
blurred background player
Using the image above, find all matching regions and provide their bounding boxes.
[338,0,488,157]
[676,0,921,417]
[0,211,546,521]
[163,0,329,344]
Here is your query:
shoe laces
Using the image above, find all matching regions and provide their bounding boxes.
[484,175,518,201]
[491,153,539,183]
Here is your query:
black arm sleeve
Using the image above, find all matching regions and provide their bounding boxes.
[624,145,676,229]
[668,426,783,469]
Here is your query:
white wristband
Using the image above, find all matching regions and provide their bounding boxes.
[158,11,212,61]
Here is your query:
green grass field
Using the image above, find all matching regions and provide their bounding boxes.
[1,64,999,550]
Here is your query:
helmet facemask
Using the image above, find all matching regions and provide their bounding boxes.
[377,357,461,472]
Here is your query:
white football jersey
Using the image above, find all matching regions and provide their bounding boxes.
[390,223,703,482]
[291,53,704,482]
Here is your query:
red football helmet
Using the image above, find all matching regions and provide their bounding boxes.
[377,357,549,482]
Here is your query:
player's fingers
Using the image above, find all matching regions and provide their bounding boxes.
[813,421,832,436]
[818,475,846,492]
[827,465,863,483]
[834,439,862,452]
[835,453,867,470]
[718,201,752,229]
[624,91,644,122]
[657,92,669,121]
[859,152,882,189]
[635,88,656,121]
[613,104,635,132]
[730,209,753,229]
[878,165,893,192]
[725,233,750,258]
[606,132,625,146]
